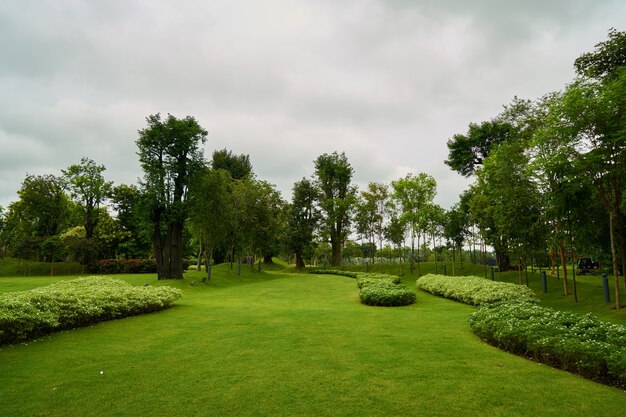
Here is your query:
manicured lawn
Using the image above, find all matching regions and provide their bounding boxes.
[0,265,625,416]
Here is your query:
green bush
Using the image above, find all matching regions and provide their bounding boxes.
[469,301,626,388]
[0,277,183,345]
[415,274,538,305]
[359,282,416,306]
[87,259,157,274]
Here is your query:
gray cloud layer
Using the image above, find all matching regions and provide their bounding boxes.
[1,0,624,209]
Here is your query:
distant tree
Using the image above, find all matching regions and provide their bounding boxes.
[444,203,469,274]
[285,178,320,269]
[63,157,113,240]
[2,174,74,260]
[477,141,544,283]
[211,148,253,180]
[188,168,233,270]
[313,152,357,267]
[110,184,151,259]
[230,178,285,264]
[136,113,208,280]
[355,182,390,263]
[391,173,437,275]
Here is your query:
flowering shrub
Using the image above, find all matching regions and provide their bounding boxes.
[0,277,182,345]
[87,259,157,274]
[469,301,626,388]
[415,274,538,305]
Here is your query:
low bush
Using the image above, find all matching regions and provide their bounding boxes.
[0,277,183,345]
[469,301,626,388]
[415,274,538,305]
[359,282,416,306]
[87,259,157,274]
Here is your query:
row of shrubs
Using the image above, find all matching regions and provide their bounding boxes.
[415,274,538,305]
[312,270,415,307]
[87,259,157,274]
[0,277,183,345]
[469,300,626,388]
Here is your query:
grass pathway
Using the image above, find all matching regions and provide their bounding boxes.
[0,268,624,416]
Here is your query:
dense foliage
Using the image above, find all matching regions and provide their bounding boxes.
[0,277,182,345]
[416,274,538,305]
[469,301,626,388]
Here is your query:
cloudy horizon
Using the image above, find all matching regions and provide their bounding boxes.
[1,1,624,211]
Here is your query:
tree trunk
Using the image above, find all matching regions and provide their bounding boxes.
[617,209,626,293]
[264,254,273,264]
[559,242,569,296]
[295,252,305,269]
[608,211,621,310]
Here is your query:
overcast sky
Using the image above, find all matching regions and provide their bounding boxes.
[1,0,624,211]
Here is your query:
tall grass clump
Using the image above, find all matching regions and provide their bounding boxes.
[0,276,182,345]
[416,274,538,305]
[469,300,626,388]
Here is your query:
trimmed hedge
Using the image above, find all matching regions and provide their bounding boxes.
[415,274,538,306]
[469,301,626,388]
[0,277,183,345]
[359,282,416,306]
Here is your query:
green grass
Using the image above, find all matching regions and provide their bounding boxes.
[0,264,625,416]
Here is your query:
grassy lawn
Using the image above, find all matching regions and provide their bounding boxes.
[0,264,625,416]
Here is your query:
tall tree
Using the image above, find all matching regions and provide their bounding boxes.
[136,113,208,280]
[285,178,319,269]
[63,157,113,240]
[313,152,356,267]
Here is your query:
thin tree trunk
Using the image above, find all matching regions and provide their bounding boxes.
[609,211,621,310]
[559,242,569,296]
